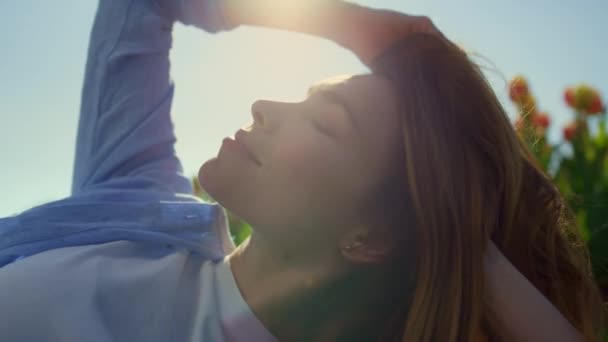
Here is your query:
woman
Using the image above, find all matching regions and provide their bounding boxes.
[0,0,603,341]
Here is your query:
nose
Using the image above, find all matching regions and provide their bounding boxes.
[251,99,279,131]
[251,100,266,127]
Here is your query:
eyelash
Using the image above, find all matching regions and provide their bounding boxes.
[305,97,337,137]
[312,119,333,137]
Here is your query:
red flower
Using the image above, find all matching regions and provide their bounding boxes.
[564,84,604,115]
[563,122,578,141]
[588,95,604,115]
[564,88,576,108]
[532,113,551,129]
[509,76,529,103]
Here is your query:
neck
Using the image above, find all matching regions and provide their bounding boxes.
[228,231,382,341]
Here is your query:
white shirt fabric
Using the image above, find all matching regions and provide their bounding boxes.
[0,241,277,342]
[0,0,281,339]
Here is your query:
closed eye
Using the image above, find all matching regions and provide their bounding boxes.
[305,92,347,138]
[312,119,334,137]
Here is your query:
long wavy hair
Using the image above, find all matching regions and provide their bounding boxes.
[365,34,605,342]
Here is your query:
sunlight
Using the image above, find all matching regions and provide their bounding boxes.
[171,25,365,177]
[225,0,333,34]
[308,74,355,96]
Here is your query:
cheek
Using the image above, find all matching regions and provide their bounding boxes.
[272,133,341,185]
[266,131,363,211]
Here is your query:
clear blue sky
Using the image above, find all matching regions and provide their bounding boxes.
[0,0,606,216]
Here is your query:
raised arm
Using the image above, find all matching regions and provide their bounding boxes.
[484,241,585,342]
[72,0,439,196]
[71,0,234,196]
[220,0,443,66]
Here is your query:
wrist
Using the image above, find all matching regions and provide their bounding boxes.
[483,241,509,303]
[217,0,240,30]
[220,0,370,45]
[218,0,243,30]
[484,241,504,269]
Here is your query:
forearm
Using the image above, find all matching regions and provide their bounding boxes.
[220,0,371,54]
[484,243,583,342]
[73,0,191,194]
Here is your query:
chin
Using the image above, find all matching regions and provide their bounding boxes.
[197,158,238,209]
[197,157,257,225]
[198,158,220,199]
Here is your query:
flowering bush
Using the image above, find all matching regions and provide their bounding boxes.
[509,76,608,293]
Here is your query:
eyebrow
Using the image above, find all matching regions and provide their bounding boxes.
[314,89,360,131]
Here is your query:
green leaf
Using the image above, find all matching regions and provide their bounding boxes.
[577,210,590,242]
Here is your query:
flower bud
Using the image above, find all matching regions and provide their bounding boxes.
[564,88,576,108]
[563,122,578,141]
[509,76,529,103]
[587,94,604,115]
[533,113,551,129]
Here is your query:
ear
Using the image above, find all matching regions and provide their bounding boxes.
[338,226,394,264]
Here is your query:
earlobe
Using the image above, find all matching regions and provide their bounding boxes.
[340,241,389,264]
[342,240,364,252]
[340,244,391,264]
[339,231,392,264]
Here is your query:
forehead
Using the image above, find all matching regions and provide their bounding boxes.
[307,74,398,128]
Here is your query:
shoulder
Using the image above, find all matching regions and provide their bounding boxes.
[0,241,191,341]
[0,240,190,296]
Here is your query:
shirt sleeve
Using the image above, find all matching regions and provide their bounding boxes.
[71,0,234,196]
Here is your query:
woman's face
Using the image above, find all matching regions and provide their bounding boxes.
[199,74,401,250]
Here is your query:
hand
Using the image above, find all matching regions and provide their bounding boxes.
[219,0,445,69]
[350,7,445,67]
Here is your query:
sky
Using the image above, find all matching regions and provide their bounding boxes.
[0,0,606,216]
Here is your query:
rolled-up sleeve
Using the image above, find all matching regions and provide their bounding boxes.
[71,0,233,196]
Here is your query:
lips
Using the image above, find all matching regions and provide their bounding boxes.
[233,129,261,166]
